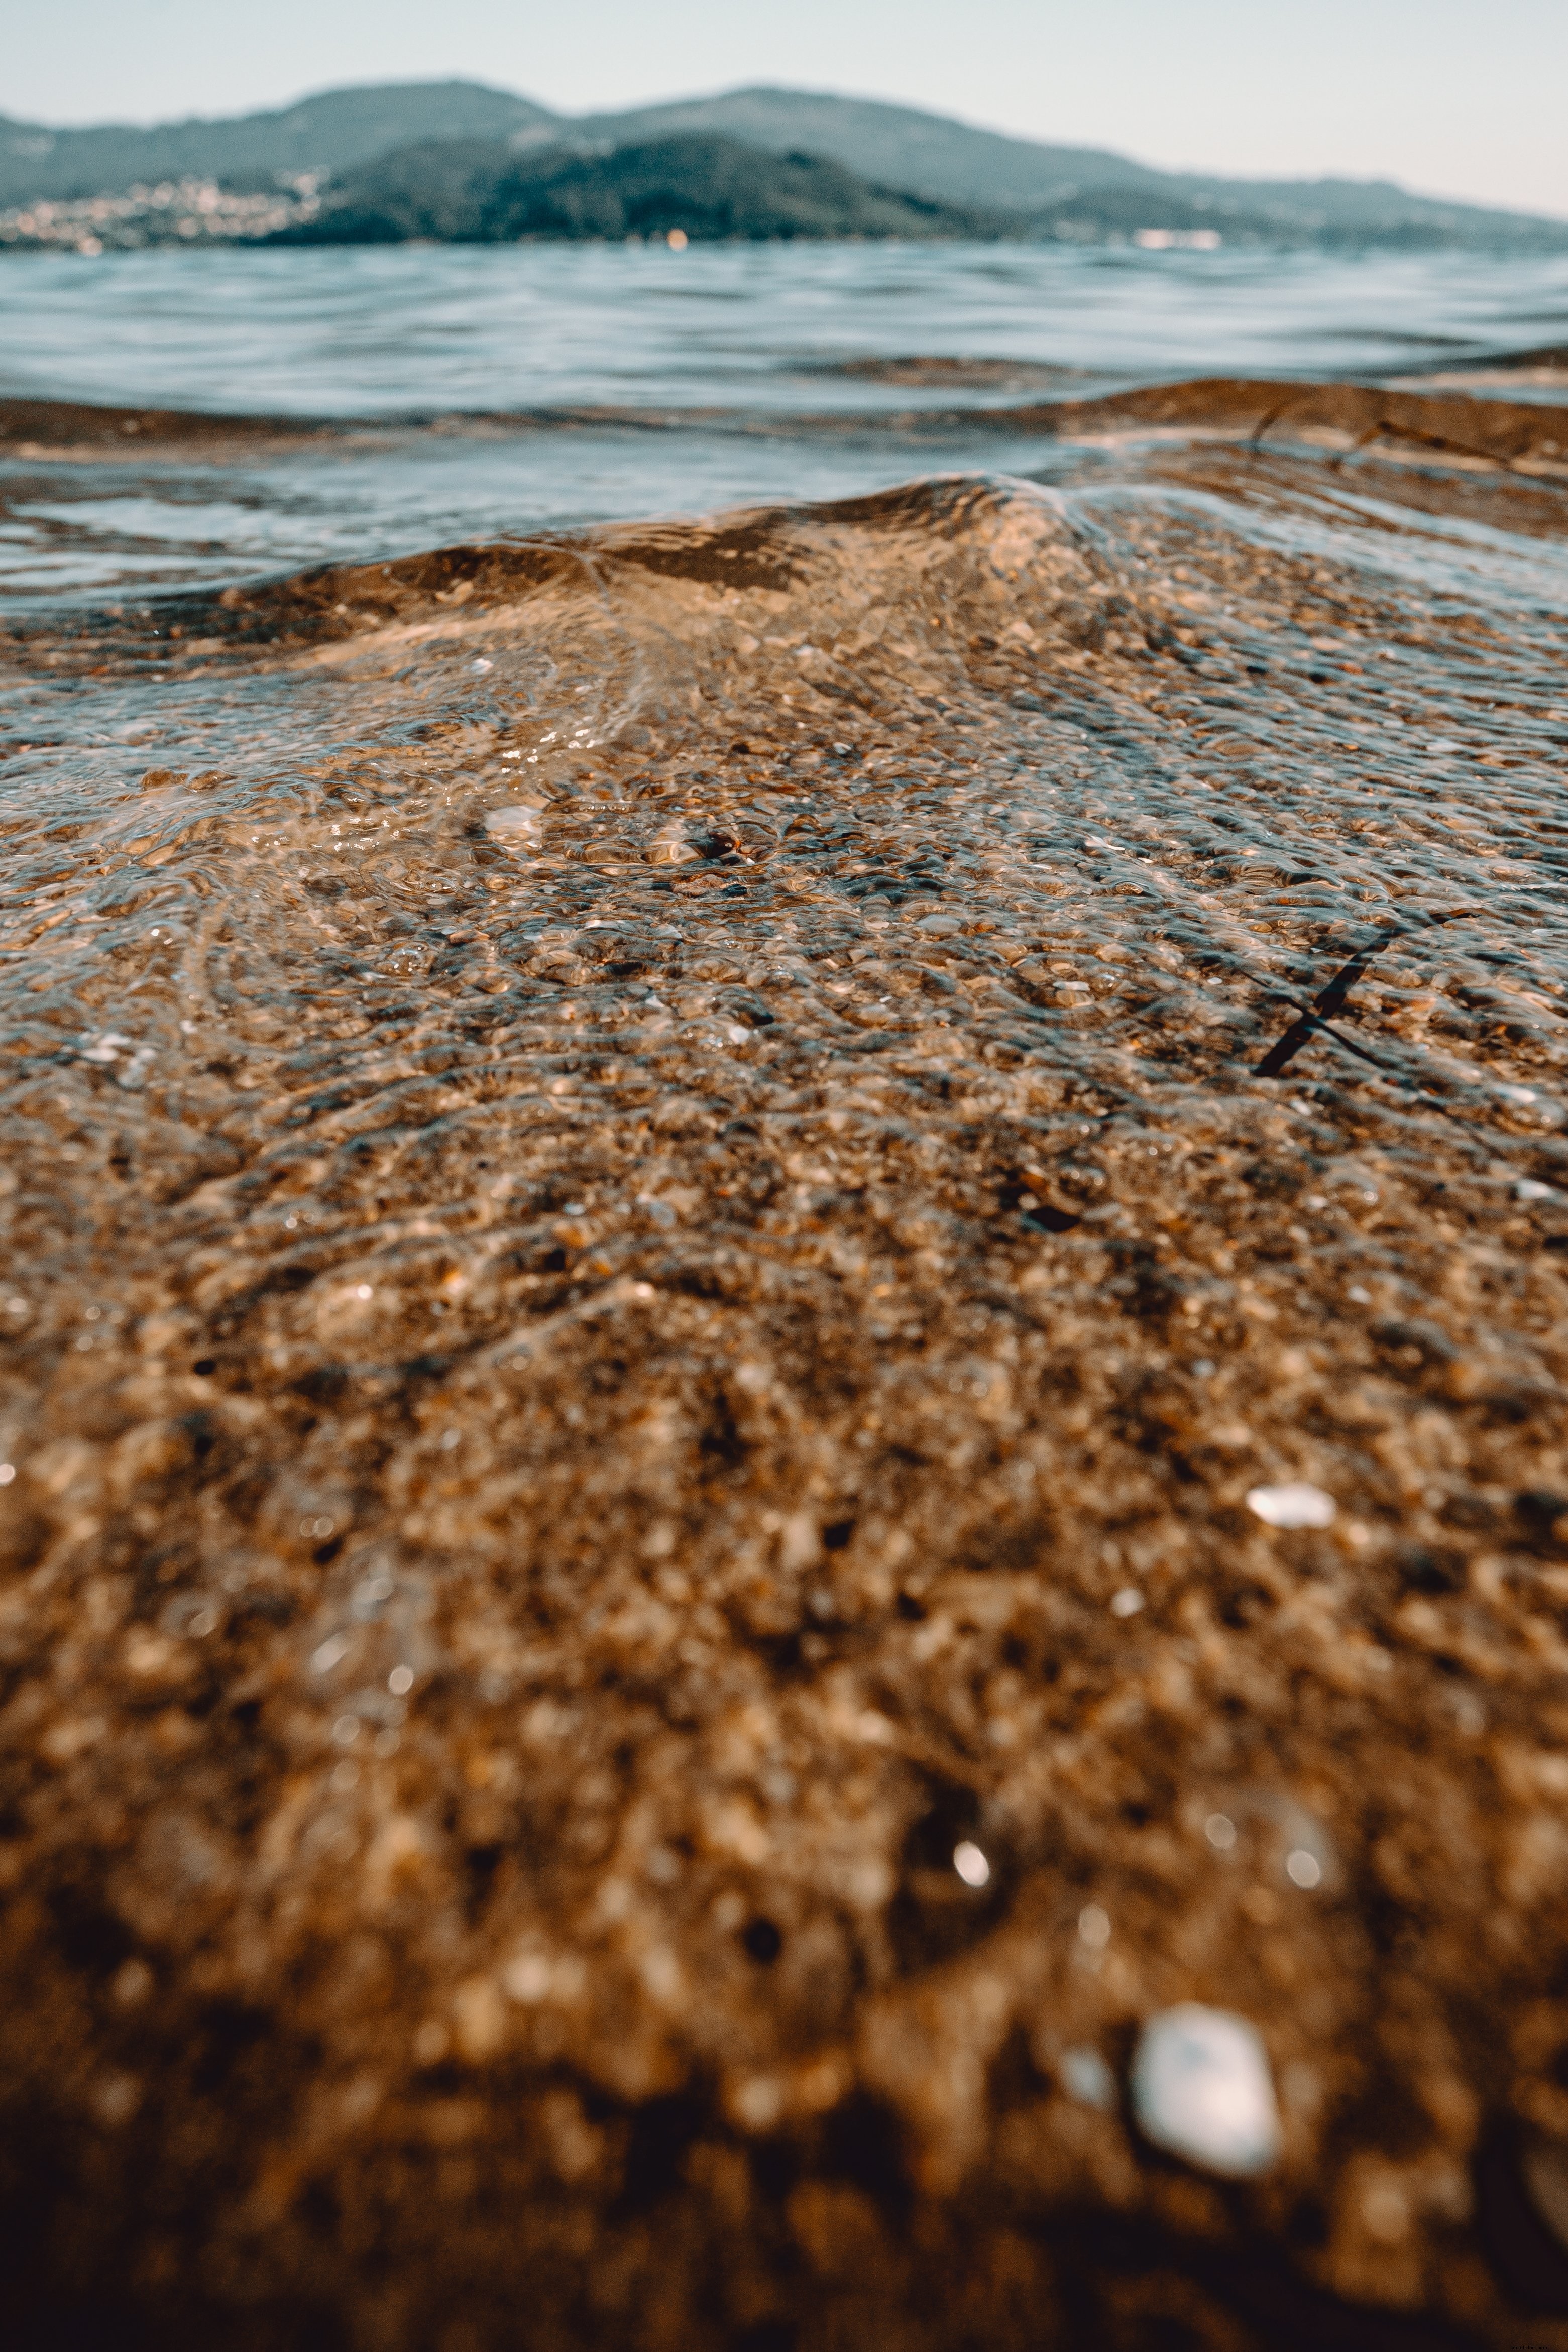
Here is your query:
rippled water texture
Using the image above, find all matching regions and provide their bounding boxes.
[4,240,1568,599]
[4,249,1568,2350]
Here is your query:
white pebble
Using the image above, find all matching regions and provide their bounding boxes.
[952,1840,990,1888]
[1246,1481,1335,1529]
[1110,1587,1145,1618]
[1131,2004,1282,2178]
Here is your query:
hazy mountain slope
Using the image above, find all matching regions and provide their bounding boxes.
[1149,169,1564,241]
[3,78,1564,247]
[272,133,1009,245]
[571,87,1567,243]
[564,85,1153,203]
[0,81,553,204]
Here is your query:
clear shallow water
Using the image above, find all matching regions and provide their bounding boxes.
[6,241,1568,2343]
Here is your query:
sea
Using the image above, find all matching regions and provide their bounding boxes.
[3,239,1568,597]
[5,235,1568,2343]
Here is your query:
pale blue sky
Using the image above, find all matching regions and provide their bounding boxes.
[7,0,1565,217]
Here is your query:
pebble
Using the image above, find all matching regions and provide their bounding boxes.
[1059,2046,1115,2110]
[1521,2134,1568,2252]
[1077,1903,1111,1950]
[1246,1481,1335,1529]
[952,1840,990,1887]
[1131,2003,1282,2178]
[485,805,542,842]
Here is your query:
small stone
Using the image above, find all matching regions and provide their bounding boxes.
[111,1958,153,2008]
[1060,2046,1115,2110]
[504,1952,553,2004]
[452,1975,507,2061]
[93,2073,142,2127]
[1131,2004,1281,2178]
[484,805,542,842]
[952,1840,990,1887]
[1246,1481,1335,1529]
[1521,2134,1568,2253]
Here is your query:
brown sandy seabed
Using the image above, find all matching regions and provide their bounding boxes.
[3,382,1568,2349]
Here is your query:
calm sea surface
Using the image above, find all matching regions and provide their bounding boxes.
[3,240,1567,599]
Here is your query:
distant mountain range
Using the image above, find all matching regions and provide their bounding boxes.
[2,79,1564,251]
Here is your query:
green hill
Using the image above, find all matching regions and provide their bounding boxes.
[0,81,550,204]
[271,133,1012,244]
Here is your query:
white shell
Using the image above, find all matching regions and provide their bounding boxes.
[1130,2004,1282,2178]
[1246,1481,1335,1529]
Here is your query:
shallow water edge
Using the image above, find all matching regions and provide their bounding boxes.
[3,386,1568,2348]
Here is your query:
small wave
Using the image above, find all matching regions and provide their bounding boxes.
[9,470,1071,663]
[801,355,1098,389]
[8,374,1566,466]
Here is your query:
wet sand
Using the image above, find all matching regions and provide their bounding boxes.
[4,389,1568,2348]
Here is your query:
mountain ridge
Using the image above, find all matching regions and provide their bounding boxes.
[269,133,1009,246]
[2,79,1564,246]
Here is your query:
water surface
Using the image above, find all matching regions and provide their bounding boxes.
[5,241,1568,2350]
[4,239,1567,601]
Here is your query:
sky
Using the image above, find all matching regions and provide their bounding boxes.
[7,0,1566,218]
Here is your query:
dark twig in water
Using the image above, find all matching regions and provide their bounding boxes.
[1253,910,1475,1080]
[1254,925,1407,1077]
[1245,909,1559,1163]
